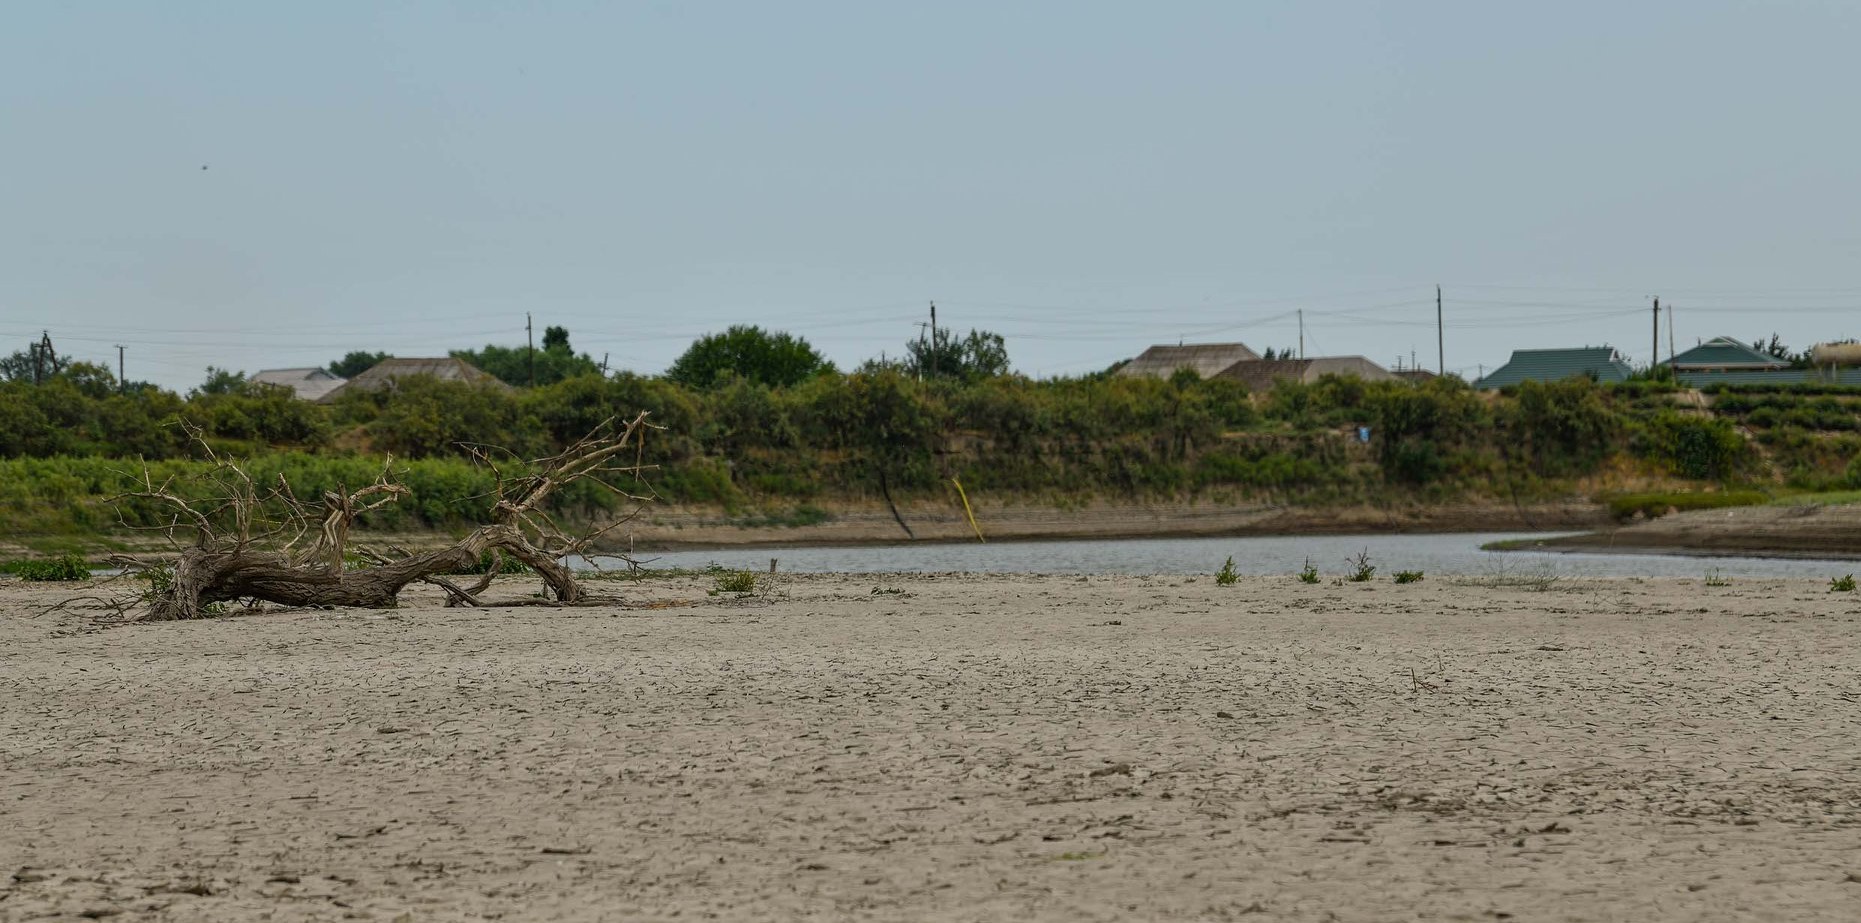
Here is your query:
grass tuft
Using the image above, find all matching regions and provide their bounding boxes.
[1214,556,1239,586]
[1297,557,1320,584]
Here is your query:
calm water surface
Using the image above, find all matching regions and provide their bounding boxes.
[589,532,1855,580]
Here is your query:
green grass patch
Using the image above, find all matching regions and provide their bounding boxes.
[1772,489,1861,508]
[710,570,758,595]
[1605,490,1769,522]
[1,554,92,581]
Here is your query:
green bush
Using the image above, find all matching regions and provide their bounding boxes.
[1636,413,1754,481]
[1393,570,1424,584]
[712,571,758,595]
[1215,556,1239,586]
[2,554,90,581]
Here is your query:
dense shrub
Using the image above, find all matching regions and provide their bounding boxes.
[1636,413,1755,481]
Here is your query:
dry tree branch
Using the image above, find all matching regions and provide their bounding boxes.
[120,412,659,620]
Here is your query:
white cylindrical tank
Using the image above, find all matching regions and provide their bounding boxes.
[1809,342,1861,367]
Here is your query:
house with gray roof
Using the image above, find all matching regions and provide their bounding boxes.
[316,357,509,403]
[250,367,346,401]
[1117,343,1261,380]
[1217,356,1396,391]
[1475,346,1634,390]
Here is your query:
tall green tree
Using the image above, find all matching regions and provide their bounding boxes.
[453,326,601,387]
[905,327,1010,382]
[666,325,833,389]
[328,351,393,378]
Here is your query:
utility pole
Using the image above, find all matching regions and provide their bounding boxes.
[914,323,929,381]
[600,352,609,375]
[1668,302,1676,366]
[1298,310,1305,360]
[1651,297,1661,372]
[1436,284,1445,375]
[32,331,55,384]
[929,301,938,379]
[116,345,126,394]
[525,312,536,388]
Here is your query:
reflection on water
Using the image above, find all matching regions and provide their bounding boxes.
[584,532,1854,579]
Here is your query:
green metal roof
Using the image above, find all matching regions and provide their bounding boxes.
[1666,336,1786,371]
[1476,347,1633,389]
[1678,368,1859,388]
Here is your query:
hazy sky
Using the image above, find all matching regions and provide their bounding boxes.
[4,1,1859,389]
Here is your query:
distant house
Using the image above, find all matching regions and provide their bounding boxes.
[316,357,509,403]
[1665,337,1788,373]
[250,367,346,402]
[1117,343,1261,380]
[1217,356,1396,391]
[1475,347,1633,389]
[1393,368,1438,383]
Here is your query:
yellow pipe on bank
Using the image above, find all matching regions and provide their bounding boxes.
[952,477,985,544]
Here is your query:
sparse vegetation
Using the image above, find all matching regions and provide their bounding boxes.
[1464,558,1561,591]
[1215,555,1239,586]
[1346,548,1376,583]
[1297,557,1320,584]
[712,570,758,595]
[1704,568,1731,587]
[1393,570,1424,584]
[1831,574,1856,593]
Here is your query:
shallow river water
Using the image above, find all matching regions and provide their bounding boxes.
[589,532,1856,579]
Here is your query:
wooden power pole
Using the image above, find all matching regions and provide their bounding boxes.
[525,312,536,388]
[1651,297,1661,372]
[1436,284,1445,375]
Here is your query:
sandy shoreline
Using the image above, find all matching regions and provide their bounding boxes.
[1530,501,1861,561]
[4,574,1859,921]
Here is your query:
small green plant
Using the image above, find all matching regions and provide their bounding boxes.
[1393,570,1424,584]
[870,586,907,596]
[1830,574,1856,593]
[2,554,91,582]
[1346,548,1376,583]
[1297,557,1320,584]
[711,570,758,595]
[1704,568,1731,587]
[1215,556,1239,586]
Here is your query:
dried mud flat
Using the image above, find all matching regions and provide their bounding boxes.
[2,574,1859,922]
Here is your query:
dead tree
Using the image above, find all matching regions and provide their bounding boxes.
[117,414,656,620]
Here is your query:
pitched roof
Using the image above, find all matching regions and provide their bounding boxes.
[251,367,346,401]
[1476,347,1633,389]
[316,357,508,402]
[1666,336,1787,371]
[1217,356,1396,390]
[1117,343,1261,379]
